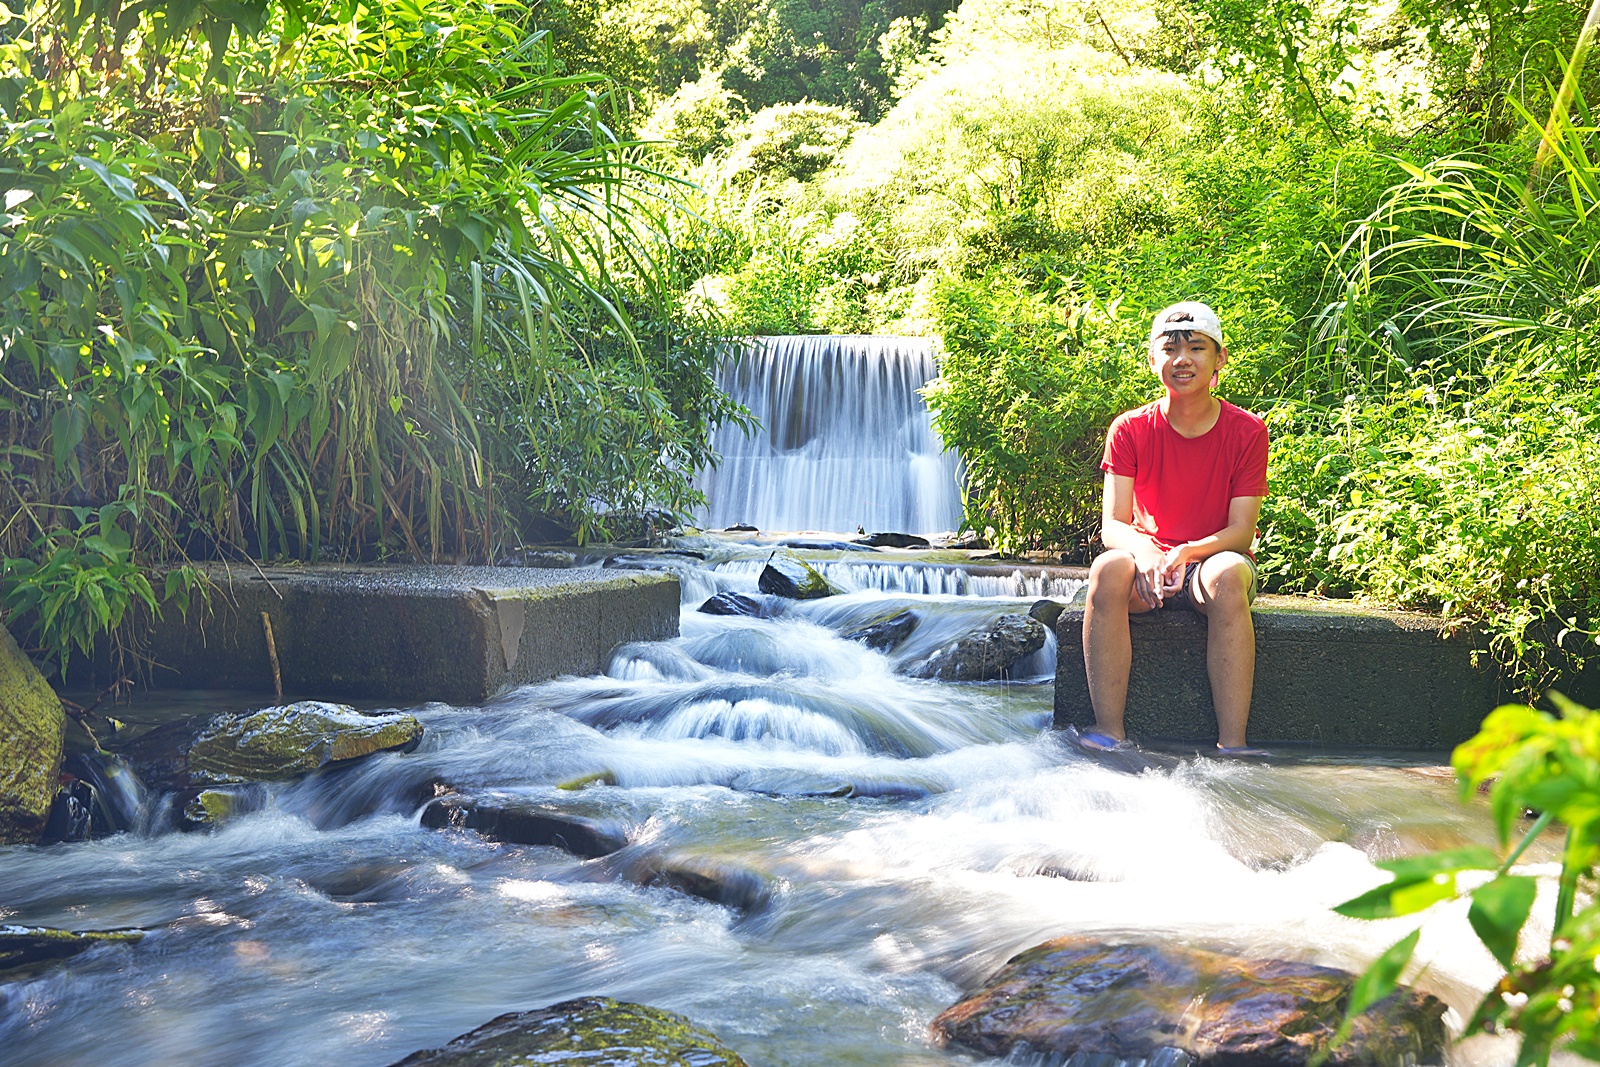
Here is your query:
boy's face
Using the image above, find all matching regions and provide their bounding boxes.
[1149,331,1226,397]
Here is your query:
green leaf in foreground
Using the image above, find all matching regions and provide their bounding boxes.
[1467,875,1538,970]
[1313,929,1422,1067]
[1333,846,1497,919]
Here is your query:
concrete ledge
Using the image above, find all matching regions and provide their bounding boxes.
[1053,596,1503,749]
[146,564,680,705]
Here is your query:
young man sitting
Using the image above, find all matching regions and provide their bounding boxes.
[1077,301,1269,756]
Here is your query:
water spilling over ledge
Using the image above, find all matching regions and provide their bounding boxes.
[694,336,963,535]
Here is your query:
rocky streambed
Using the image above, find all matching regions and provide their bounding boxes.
[0,544,1562,1066]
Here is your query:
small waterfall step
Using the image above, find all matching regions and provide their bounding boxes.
[695,335,962,535]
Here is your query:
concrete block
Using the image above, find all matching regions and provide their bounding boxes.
[145,564,679,705]
[1053,596,1504,750]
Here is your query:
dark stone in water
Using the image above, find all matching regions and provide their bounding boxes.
[116,701,424,790]
[931,937,1448,1066]
[757,556,842,600]
[41,778,97,844]
[852,532,931,548]
[698,592,766,618]
[729,768,853,797]
[905,614,1047,681]
[1028,598,1068,629]
[723,523,759,532]
[613,851,773,914]
[842,609,919,652]
[387,996,749,1067]
[777,538,875,552]
[421,795,629,859]
[61,751,145,835]
[0,925,144,978]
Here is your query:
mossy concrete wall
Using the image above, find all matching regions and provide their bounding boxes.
[146,564,679,705]
[1,621,63,844]
[1053,596,1503,749]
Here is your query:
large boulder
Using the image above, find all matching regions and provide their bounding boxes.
[421,793,629,859]
[117,701,423,790]
[757,556,841,600]
[904,613,1047,681]
[0,621,64,845]
[932,937,1448,1066]
[842,609,919,652]
[1,925,144,979]
[388,997,748,1067]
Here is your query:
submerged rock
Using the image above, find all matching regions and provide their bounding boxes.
[388,997,748,1067]
[904,614,1047,681]
[421,794,628,859]
[758,555,842,599]
[118,701,423,790]
[777,538,874,552]
[851,532,931,548]
[842,608,919,652]
[729,767,937,801]
[931,937,1448,1066]
[723,523,759,532]
[0,925,144,978]
[697,592,766,617]
[1,621,65,846]
[609,850,773,914]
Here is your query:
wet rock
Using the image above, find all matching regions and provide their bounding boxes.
[0,925,144,978]
[556,769,617,791]
[723,523,759,532]
[613,851,773,914]
[1,621,65,845]
[421,794,628,858]
[1028,598,1068,629]
[851,532,931,549]
[728,767,936,801]
[777,538,874,552]
[117,701,423,790]
[842,609,919,652]
[904,614,1047,681]
[518,549,578,568]
[757,556,842,600]
[931,937,1448,1066]
[176,784,269,831]
[697,592,766,617]
[58,751,146,836]
[388,996,748,1067]
[41,779,98,844]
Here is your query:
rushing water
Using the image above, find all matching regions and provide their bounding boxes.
[693,336,964,535]
[0,548,1564,1067]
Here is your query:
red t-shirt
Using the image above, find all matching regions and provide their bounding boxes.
[1099,399,1269,550]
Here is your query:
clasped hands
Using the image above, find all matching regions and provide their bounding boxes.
[1133,543,1196,608]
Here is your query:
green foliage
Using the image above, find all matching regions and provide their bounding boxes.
[725,102,863,183]
[1331,695,1600,1066]
[0,0,743,674]
[924,275,1150,554]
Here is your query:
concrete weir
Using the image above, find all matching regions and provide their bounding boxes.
[147,564,680,705]
[1053,596,1502,750]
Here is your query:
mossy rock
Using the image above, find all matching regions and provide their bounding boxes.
[757,556,840,600]
[932,937,1448,1066]
[388,996,748,1066]
[842,608,918,652]
[1,925,144,978]
[120,701,423,789]
[0,622,64,845]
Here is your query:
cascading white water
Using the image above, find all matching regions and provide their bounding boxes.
[694,336,963,534]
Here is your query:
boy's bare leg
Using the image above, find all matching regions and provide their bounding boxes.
[1191,551,1257,748]
[1083,550,1157,740]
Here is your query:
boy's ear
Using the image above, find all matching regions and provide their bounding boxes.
[1216,344,1229,368]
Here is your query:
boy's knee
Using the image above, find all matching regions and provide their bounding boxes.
[1088,550,1135,586]
[1202,557,1253,610]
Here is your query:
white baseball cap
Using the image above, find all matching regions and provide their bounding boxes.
[1149,301,1224,353]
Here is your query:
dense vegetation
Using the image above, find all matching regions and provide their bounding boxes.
[0,0,747,673]
[634,0,1600,693]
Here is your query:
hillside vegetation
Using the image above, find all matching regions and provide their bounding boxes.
[634,0,1599,691]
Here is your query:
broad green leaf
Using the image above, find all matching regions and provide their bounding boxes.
[1348,928,1422,1018]
[1468,875,1538,970]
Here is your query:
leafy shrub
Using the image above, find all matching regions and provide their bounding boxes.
[924,273,1150,555]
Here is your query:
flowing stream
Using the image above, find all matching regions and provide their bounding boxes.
[0,542,1563,1066]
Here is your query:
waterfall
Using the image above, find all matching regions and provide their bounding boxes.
[695,336,963,534]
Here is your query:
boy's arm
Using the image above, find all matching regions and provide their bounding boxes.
[1100,472,1170,605]
[1156,495,1263,583]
